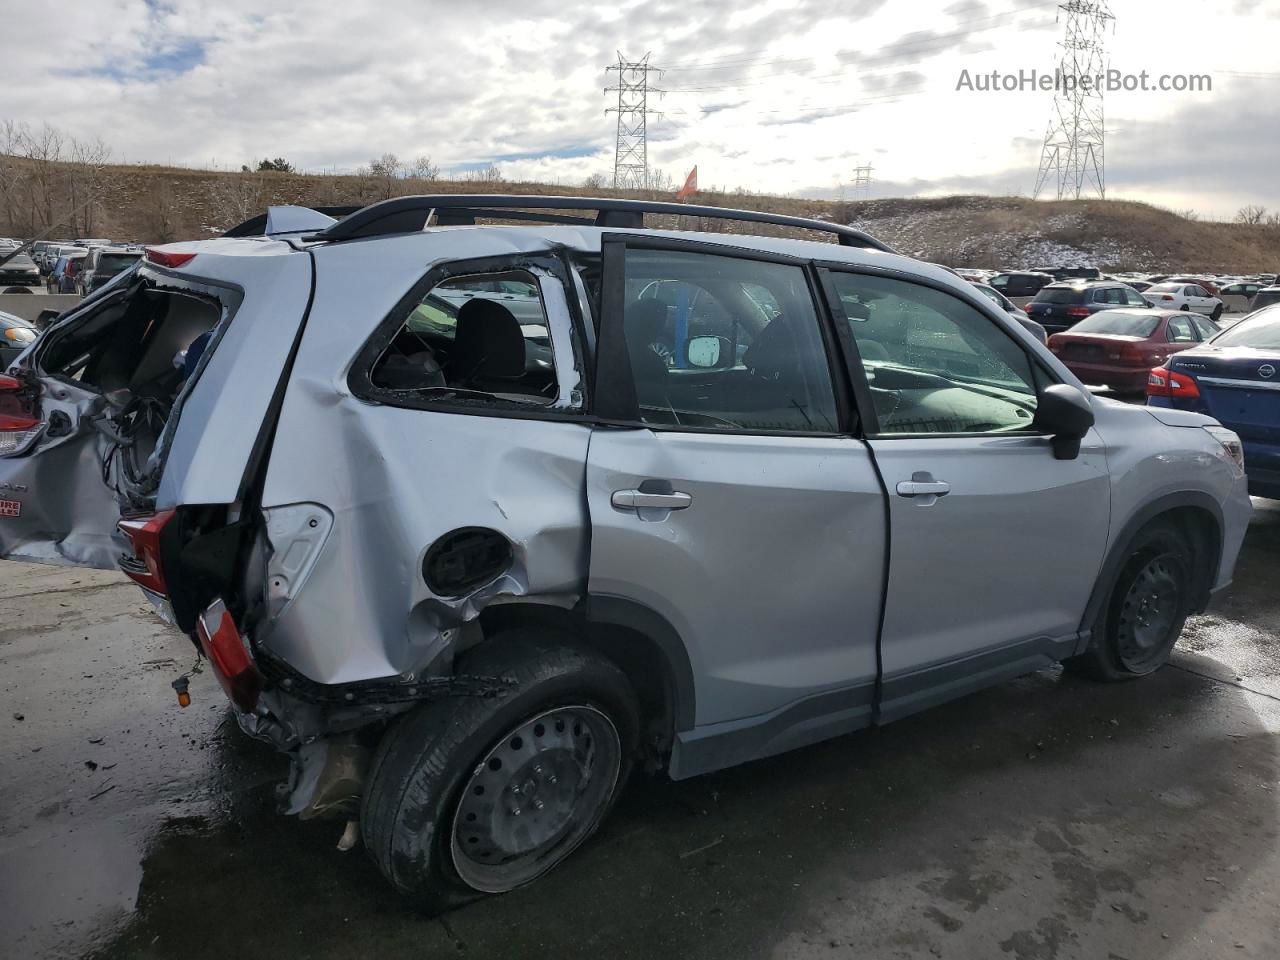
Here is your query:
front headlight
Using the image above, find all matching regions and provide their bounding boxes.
[1203,424,1245,474]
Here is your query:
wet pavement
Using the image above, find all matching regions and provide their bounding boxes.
[2,502,1278,960]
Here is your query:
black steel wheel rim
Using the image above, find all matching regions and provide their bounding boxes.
[450,705,621,893]
[1116,554,1183,672]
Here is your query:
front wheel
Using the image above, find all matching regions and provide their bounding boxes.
[1211,305,1223,322]
[361,633,639,912]
[1065,520,1195,681]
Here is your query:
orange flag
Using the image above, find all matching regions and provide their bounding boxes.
[676,166,698,201]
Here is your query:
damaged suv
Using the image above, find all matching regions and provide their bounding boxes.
[0,196,1253,909]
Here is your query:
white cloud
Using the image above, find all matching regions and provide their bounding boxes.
[1,0,1276,213]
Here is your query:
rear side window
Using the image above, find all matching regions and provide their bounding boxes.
[617,248,839,433]
[1166,316,1197,342]
[369,269,560,406]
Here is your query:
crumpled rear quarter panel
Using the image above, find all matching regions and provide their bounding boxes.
[256,234,591,685]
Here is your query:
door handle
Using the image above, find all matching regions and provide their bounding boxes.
[896,480,950,498]
[611,489,693,510]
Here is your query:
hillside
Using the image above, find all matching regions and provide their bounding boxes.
[3,159,1278,272]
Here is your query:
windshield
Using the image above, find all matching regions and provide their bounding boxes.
[1033,287,1084,304]
[1212,307,1280,348]
[1069,311,1160,336]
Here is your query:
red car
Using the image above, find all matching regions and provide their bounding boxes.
[1047,308,1219,393]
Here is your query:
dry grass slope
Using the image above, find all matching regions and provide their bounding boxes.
[5,159,1278,272]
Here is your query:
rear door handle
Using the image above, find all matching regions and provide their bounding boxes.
[896,480,950,498]
[611,489,693,510]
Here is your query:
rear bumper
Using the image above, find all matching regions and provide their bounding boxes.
[1243,444,1280,499]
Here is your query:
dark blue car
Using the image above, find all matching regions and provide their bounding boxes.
[1148,304,1280,498]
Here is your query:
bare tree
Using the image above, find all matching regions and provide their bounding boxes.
[464,165,504,184]
[22,123,65,231]
[0,120,30,235]
[145,182,179,242]
[67,135,112,236]
[406,155,439,181]
[210,174,266,228]
[369,153,401,198]
[582,172,607,190]
[1236,204,1268,225]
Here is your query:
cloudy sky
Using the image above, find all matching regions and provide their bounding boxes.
[3,0,1278,217]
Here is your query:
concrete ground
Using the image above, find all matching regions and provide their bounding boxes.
[2,504,1278,960]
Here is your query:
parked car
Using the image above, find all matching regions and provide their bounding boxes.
[0,196,1250,909]
[45,251,88,293]
[1143,282,1224,319]
[1047,308,1216,393]
[1166,276,1220,296]
[0,251,41,287]
[1219,281,1264,300]
[0,310,37,368]
[1025,280,1150,333]
[1249,286,1280,312]
[1031,266,1102,282]
[1149,303,1280,498]
[971,281,1047,343]
[986,271,1054,301]
[75,246,143,297]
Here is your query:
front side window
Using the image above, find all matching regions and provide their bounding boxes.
[618,248,838,433]
[368,269,560,406]
[829,271,1039,435]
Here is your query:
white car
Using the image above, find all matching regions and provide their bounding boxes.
[1143,282,1224,320]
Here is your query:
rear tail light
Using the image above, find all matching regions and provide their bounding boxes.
[197,598,263,712]
[1147,366,1201,398]
[1065,306,1090,319]
[117,509,176,596]
[1159,294,1174,301]
[0,373,43,456]
[1117,345,1145,363]
[144,248,196,269]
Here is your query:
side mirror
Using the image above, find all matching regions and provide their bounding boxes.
[684,335,732,369]
[1033,384,1094,460]
[35,309,61,329]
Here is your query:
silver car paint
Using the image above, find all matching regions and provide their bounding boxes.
[0,223,1253,772]
[253,231,590,683]
[585,428,886,725]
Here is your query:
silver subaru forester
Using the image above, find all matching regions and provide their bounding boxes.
[0,196,1252,910]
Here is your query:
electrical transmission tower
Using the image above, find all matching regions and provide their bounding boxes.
[605,52,662,191]
[851,163,874,202]
[1033,1,1113,200]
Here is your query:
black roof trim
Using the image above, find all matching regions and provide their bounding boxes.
[297,194,893,251]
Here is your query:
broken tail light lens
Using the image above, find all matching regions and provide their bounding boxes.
[197,598,263,713]
[118,509,176,596]
[0,373,43,456]
[1147,366,1201,398]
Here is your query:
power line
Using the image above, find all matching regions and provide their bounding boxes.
[1034,1,1114,200]
[605,52,663,191]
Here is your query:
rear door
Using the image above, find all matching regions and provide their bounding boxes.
[820,267,1110,721]
[585,237,886,759]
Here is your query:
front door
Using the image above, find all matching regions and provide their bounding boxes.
[584,239,886,773]
[822,267,1111,720]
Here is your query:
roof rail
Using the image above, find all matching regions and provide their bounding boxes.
[301,194,893,251]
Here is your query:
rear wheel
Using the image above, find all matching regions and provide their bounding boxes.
[1065,520,1195,681]
[361,632,639,912]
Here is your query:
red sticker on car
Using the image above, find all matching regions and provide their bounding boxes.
[0,499,21,518]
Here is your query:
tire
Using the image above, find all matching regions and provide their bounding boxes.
[1065,520,1196,681]
[1179,303,1189,311]
[1211,305,1223,322]
[361,630,639,912]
